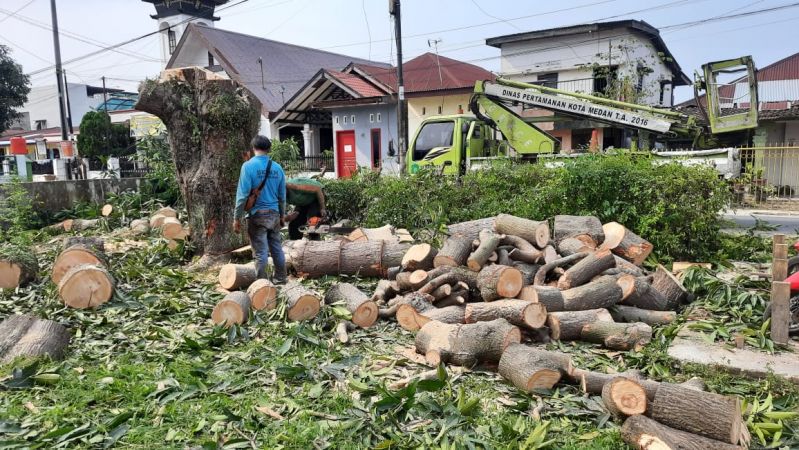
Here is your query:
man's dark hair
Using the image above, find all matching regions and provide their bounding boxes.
[251,135,272,152]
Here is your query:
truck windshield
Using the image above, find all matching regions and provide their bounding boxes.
[413,121,455,160]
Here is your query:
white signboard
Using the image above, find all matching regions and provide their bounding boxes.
[484,83,673,133]
[344,145,353,153]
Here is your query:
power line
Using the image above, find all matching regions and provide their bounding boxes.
[361,0,372,60]
[660,1,799,30]
[0,0,36,25]
[468,0,522,32]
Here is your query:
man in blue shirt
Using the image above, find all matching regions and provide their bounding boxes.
[234,135,287,283]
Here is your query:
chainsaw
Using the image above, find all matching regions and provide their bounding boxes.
[299,212,355,240]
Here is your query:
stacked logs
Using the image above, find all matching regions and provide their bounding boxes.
[130,206,189,247]
[52,237,115,309]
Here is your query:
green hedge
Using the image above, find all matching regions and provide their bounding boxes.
[323,154,730,261]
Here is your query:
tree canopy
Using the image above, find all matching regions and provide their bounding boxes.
[0,45,31,133]
[76,111,135,158]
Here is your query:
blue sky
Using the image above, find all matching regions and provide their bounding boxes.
[1,0,797,102]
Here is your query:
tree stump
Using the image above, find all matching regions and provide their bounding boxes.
[498,344,573,391]
[212,291,251,326]
[547,308,613,340]
[621,415,745,450]
[650,383,744,445]
[52,244,106,285]
[601,377,647,418]
[652,264,689,309]
[247,279,277,311]
[130,219,150,235]
[553,215,605,247]
[0,248,38,289]
[609,305,676,326]
[557,248,616,290]
[434,234,473,267]
[282,281,321,321]
[494,214,550,248]
[600,222,653,265]
[580,321,652,351]
[218,263,257,290]
[447,217,496,242]
[465,299,547,329]
[402,243,437,271]
[415,318,520,367]
[149,214,168,229]
[0,314,71,364]
[477,265,523,301]
[154,206,178,218]
[324,283,378,328]
[161,217,186,240]
[57,264,115,309]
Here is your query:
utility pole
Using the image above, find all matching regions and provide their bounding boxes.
[63,70,74,134]
[50,0,68,142]
[390,0,407,173]
[102,76,109,108]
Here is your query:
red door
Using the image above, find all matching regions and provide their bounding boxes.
[336,130,357,178]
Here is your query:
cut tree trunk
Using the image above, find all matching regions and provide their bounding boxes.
[494,214,550,248]
[52,244,107,285]
[652,264,689,309]
[0,250,38,289]
[130,219,150,234]
[557,249,616,290]
[600,222,653,265]
[324,282,378,328]
[580,321,653,351]
[621,277,670,311]
[650,383,744,446]
[247,279,277,311]
[211,291,251,326]
[447,217,495,242]
[553,215,605,247]
[477,264,523,301]
[63,236,105,253]
[609,305,676,326]
[371,279,399,303]
[517,285,565,311]
[67,219,100,231]
[57,264,115,309]
[0,314,71,364]
[533,252,589,285]
[547,308,613,340]
[423,305,466,324]
[149,214,167,229]
[465,299,547,329]
[101,204,113,217]
[434,234,473,267]
[136,68,261,257]
[402,243,437,271]
[288,240,410,278]
[419,267,477,296]
[512,262,540,286]
[396,270,429,291]
[467,229,500,271]
[161,217,186,240]
[430,284,452,301]
[498,344,573,391]
[395,293,436,331]
[218,263,257,290]
[502,235,544,264]
[559,276,626,311]
[602,377,648,417]
[282,281,321,321]
[557,237,596,256]
[621,415,745,450]
[415,318,521,367]
[572,368,705,401]
[154,206,178,218]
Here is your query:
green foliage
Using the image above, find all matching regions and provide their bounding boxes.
[134,135,180,205]
[0,45,30,133]
[270,137,306,177]
[0,177,38,242]
[76,111,135,159]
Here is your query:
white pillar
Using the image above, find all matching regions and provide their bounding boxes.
[14,155,29,180]
[301,123,314,156]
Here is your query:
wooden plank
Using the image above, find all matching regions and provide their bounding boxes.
[773,258,788,282]
[770,281,791,345]
[774,243,788,260]
[773,234,786,246]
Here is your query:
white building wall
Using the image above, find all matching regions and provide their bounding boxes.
[331,104,399,174]
[158,14,213,67]
[18,83,104,132]
[498,28,676,106]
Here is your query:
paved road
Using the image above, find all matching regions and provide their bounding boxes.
[723,211,799,235]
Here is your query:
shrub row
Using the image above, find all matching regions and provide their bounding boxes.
[323,154,730,261]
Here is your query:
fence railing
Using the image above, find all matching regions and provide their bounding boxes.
[276,154,333,173]
[732,146,799,210]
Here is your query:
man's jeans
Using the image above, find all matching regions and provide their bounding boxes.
[247,210,287,282]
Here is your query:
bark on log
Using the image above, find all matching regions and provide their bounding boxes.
[288,240,410,278]
[282,281,321,321]
[652,264,689,309]
[130,219,150,234]
[477,264,523,301]
[465,299,547,329]
[512,262,540,286]
[547,308,613,340]
[557,237,596,256]
[335,321,350,344]
[402,243,437,271]
[497,248,512,266]
[621,415,745,450]
[572,369,706,402]
[502,235,543,263]
[63,236,105,253]
[650,383,744,445]
[218,263,258,290]
[430,284,452,301]
[621,277,671,311]
[436,291,467,308]
[600,222,653,265]
[557,248,615,290]
[609,305,676,326]
[559,276,625,311]
[67,219,100,231]
[0,250,38,289]
[396,270,429,292]
[447,217,495,242]
[580,321,653,351]
[494,214,550,248]
[247,278,277,311]
[57,264,115,309]
[602,377,648,417]
[371,279,399,304]
[386,266,402,280]
[415,318,521,367]
[467,229,500,271]
[380,292,435,321]
[211,291,251,326]
[533,252,589,286]
[324,283,378,328]
[52,244,106,285]
[553,215,605,247]
[136,68,260,256]
[517,285,565,311]
[396,293,436,330]
[419,267,477,296]
[543,245,559,264]
[0,315,71,364]
[498,344,573,391]
[434,234,473,267]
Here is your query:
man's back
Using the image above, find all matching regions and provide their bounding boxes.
[236,155,285,215]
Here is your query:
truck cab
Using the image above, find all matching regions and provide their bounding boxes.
[407,115,502,175]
